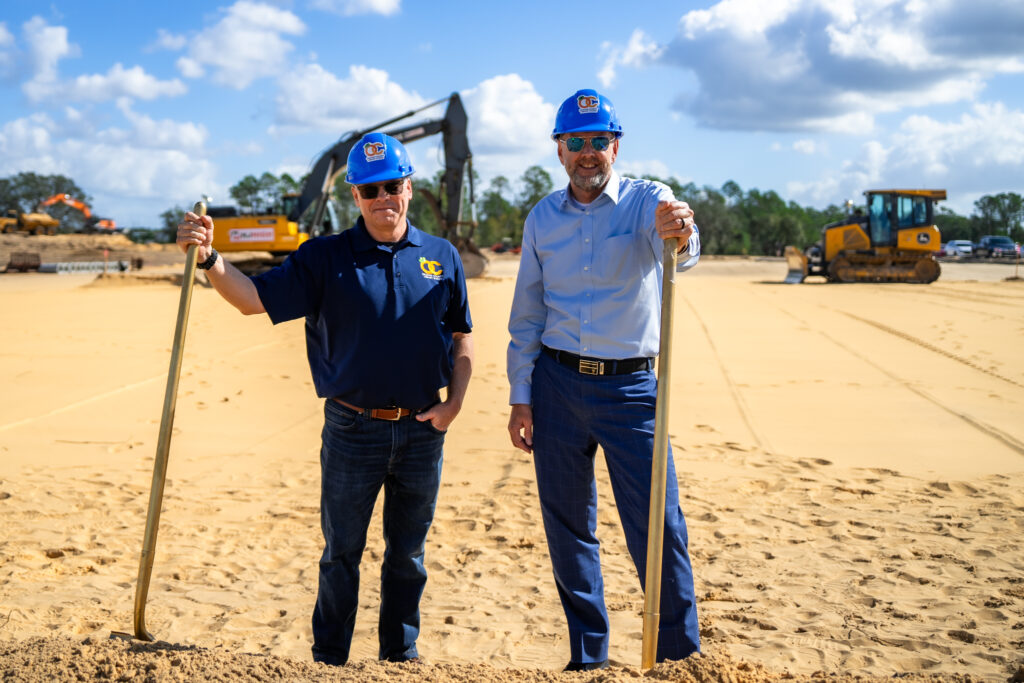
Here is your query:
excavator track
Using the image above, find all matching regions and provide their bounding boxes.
[827,252,940,284]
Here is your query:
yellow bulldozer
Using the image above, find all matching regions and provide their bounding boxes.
[785,189,945,284]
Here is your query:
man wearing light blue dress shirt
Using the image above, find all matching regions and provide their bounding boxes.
[506,89,701,671]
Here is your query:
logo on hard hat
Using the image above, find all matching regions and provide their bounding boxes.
[363,141,386,162]
[419,257,443,281]
[577,95,599,113]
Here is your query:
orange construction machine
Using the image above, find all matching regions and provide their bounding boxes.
[39,194,117,233]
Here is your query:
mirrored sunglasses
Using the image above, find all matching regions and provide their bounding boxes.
[356,179,405,199]
[561,135,615,152]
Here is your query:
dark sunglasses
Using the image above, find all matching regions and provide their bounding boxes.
[560,135,615,152]
[356,179,405,199]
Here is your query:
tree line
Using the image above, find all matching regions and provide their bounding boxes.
[3,170,1019,252]
[219,169,1021,254]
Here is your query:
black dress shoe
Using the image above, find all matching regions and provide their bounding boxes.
[563,659,609,671]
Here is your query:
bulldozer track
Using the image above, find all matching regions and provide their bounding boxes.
[752,288,1024,457]
[838,311,1023,390]
[682,293,771,451]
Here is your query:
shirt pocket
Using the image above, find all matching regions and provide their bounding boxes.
[594,232,641,283]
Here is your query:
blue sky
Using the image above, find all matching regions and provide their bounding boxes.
[1,0,1022,227]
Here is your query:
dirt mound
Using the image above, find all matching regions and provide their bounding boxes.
[0,233,183,269]
[0,636,972,683]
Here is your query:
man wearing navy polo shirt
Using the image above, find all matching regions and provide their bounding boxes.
[176,132,473,666]
[506,89,700,670]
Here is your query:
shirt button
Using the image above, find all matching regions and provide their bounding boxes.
[583,266,589,271]
[584,238,590,243]
[583,346,588,351]
[584,320,589,324]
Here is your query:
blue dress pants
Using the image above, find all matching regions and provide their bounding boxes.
[531,352,700,664]
[311,399,445,665]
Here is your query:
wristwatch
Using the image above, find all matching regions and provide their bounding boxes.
[197,248,219,270]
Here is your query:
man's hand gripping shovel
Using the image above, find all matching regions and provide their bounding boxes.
[640,235,678,669]
[111,201,206,641]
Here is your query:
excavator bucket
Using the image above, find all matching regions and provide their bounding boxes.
[783,245,808,284]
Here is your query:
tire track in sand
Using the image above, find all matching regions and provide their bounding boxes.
[758,294,1024,457]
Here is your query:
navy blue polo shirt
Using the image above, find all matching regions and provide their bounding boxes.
[251,218,472,409]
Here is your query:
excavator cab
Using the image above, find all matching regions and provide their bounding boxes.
[785,189,945,284]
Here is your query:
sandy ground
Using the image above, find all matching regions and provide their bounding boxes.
[1,241,1022,681]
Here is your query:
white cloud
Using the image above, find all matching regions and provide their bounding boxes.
[309,0,401,16]
[787,102,1024,212]
[792,139,817,154]
[93,99,208,150]
[18,18,185,103]
[21,17,79,102]
[0,22,15,74]
[177,1,305,89]
[598,29,665,87]
[461,74,556,181]
[616,158,674,180]
[151,28,187,51]
[0,109,219,224]
[65,63,187,101]
[661,0,1024,132]
[272,63,427,133]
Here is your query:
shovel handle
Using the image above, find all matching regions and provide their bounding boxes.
[130,200,206,641]
[641,237,678,669]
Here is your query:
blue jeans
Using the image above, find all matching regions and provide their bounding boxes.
[531,353,700,663]
[311,399,445,665]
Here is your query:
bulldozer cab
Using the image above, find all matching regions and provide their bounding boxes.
[866,190,942,246]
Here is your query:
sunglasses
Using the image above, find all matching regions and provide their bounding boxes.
[356,179,406,199]
[560,135,615,152]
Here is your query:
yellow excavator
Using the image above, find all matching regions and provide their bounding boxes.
[785,189,945,284]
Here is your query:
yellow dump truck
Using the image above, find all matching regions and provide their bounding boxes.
[785,189,945,284]
[0,209,59,236]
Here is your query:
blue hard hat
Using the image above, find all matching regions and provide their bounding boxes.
[551,89,623,139]
[346,132,415,185]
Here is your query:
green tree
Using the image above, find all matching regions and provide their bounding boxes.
[229,174,262,213]
[935,206,972,241]
[972,192,1023,239]
[158,205,187,243]
[477,175,519,246]
[515,165,553,215]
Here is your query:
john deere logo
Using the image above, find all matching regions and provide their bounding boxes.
[419,257,443,281]
[577,95,599,113]
[916,232,930,244]
[364,141,386,161]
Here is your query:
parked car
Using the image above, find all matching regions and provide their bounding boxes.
[942,239,973,259]
[974,235,1017,258]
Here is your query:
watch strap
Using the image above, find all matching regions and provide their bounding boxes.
[197,248,219,270]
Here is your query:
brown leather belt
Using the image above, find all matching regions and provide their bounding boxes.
[332,398,413,421]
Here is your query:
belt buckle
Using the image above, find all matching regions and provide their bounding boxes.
[375,407,402,421]
[578,358,604,375]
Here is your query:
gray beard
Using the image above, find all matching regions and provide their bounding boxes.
[571,169,608,192]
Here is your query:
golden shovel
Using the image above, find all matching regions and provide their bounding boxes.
[112,200,206,641]
[641,236,678,669]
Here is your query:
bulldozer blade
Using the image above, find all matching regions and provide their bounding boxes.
[783,245,807,284]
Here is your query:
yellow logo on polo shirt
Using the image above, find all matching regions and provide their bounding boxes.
[419,257,442,281]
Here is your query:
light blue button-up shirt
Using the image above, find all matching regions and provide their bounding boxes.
[507,170,700,405]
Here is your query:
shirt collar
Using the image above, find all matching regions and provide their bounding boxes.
[351,216,423,251]
[559,169,622,208]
